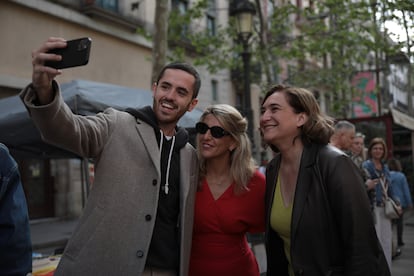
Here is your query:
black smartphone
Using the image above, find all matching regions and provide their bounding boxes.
[45,37,92,69]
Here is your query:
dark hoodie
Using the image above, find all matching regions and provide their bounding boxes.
[125,106,189,271]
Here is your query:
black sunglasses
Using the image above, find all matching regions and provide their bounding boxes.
[195,122,230,139]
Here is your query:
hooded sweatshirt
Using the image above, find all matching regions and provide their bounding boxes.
[126,106,189,270]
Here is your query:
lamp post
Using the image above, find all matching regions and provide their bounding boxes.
[231,0,256,148]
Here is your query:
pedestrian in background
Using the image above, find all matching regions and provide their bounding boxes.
[362,137,401,270]
[350,132,377,212]
[258,159,268,175]
[21,37,201,276]
[189,104,265,276]
[388,158,413,249]
[329,120,355,153]
[0,143,32,276]
[350,132,367,168]
[260,84,389,276]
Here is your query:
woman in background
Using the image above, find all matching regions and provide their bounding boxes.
[362,137,401,270]
[189,104,265,276]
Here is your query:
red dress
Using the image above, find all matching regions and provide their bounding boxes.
[189,171,266,276]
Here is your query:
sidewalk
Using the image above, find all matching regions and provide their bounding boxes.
[391,209,414,276]
[30,217,78,256]
[30,212,414,274]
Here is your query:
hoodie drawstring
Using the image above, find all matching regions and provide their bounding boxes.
[159,130,176,195]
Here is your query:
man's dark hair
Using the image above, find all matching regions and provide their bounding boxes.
[155,62,201,99]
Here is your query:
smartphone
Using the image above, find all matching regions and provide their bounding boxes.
[45,37,92,69]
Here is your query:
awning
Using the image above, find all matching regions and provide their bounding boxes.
[0,79,202,158]
[390,107,414,131]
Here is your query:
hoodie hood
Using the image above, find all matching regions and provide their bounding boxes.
[125,106,189,150]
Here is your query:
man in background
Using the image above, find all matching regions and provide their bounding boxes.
[330,120,356,153]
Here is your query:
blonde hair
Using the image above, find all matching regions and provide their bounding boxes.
[197,104,256,193]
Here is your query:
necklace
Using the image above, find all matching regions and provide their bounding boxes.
[206,175,233,200]
[206,174,232,187]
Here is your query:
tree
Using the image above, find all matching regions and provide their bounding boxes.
[146,0,411,117]
[151,0,169,85]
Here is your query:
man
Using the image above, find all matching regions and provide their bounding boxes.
[329,120,356,152]
[20,37,201,276]
[0,143,32,276]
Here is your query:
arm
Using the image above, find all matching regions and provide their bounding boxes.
[20,82,118,158]
[247,171,266,233]
[401,174,413,209]
[21,38,118,158]
[0,144,32,275]
[0,143,16,201]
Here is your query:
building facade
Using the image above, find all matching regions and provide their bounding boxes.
[1,0,253,219]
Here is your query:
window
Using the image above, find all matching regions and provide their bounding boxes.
[206,0,216,36]
[211,80,218,102]
[96,0,118,12]
[172,0,189,37]
[207,15,216,36]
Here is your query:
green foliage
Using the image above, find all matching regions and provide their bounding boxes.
[259,0,408,116]
[147,0,412,116]
[167,0,237,73]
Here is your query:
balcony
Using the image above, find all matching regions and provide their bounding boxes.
[81,0,144,32]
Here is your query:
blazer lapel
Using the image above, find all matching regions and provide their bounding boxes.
[265,156,280,229]
[291,144,318,239]
[179,147,192,201]
[134,119,161,177]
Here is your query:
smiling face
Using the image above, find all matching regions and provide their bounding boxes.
[259,91,307,149]
[152,68,198,134]
[197,114,236,161]
[370,142,385,161]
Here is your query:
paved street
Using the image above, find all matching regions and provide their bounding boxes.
[31,211,414,274]
[31,218,78,256]
[392,210,414,276]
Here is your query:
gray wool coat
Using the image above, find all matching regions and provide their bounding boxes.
[20,83,198,276]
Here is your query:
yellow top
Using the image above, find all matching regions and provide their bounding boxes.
[270,176,294,276]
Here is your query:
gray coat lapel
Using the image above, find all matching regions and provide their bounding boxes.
[178,144,198,276]
[134,119,161,177]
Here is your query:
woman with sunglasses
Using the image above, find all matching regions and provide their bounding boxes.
[260,85,390,276]
[188,104,265,276]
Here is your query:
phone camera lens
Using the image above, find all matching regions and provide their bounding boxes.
[78,39,88,51]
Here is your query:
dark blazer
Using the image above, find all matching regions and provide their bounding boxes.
[265,144,390,276]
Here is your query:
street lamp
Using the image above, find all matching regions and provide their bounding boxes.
[231,0,256,148]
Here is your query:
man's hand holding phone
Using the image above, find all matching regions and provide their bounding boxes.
[45,37,92,69]
[31,37,92,104]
